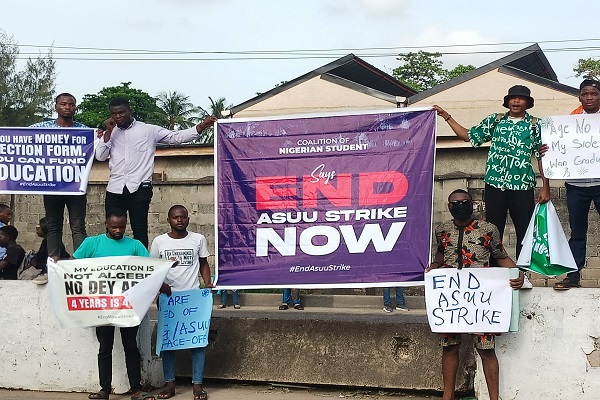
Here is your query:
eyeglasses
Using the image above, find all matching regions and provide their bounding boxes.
[449,200,472,206]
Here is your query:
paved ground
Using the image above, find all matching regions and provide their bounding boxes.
[0,382,475,399]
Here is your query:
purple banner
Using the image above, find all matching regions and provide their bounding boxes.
[216,109,436,288]
[0,127,95,195]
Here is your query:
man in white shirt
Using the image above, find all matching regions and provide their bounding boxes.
[554,79,600,290]
[96,98,216,248]
[150,204,213,400]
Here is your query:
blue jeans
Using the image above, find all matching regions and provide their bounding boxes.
[161,347,206,384]
[221,289,239,305]
[383,287,405,307]
[43,194,87,257]
[565,183,600,283]
[282,288,300,305]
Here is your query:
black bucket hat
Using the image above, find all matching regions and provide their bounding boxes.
[502,85,534,109]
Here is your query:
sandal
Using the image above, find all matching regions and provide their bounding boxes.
[294,304,304,310]
[193,390,208,400]
[157,388,176,399]
[278,304,289,310]
[88,392,109,400]
[554,278,580,290]
[131,392,155,400]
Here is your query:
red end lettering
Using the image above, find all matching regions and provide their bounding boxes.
[255,176,297,210]
[358,171,408,206]
[302,174,352,208]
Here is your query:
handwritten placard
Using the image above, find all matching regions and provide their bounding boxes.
[541,114,600,179]
[156,289,213,355]
[425,268,512,333]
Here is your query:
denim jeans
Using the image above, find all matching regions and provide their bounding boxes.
[383,287,405,307]
[43,194,87,257]
[221,289,239,305]
[161,347,206,384]
[96,325,142,394]
[565,183,600,283]
[282,288,300,305]
[105,185,153,248]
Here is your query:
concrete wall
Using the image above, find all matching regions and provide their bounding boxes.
[475,288,600,400]
[0,281,158,393]
[5,149,600,288]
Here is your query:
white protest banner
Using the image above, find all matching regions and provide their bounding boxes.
[48,256,175,328]
[425,268,512,333]
[541,114,600,179]
[156,289,213,355]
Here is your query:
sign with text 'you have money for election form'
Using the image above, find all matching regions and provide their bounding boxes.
[0,127,95,194]
[541,114,600,179]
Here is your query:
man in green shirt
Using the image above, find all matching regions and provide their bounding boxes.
[433,86,550,271]
[74,208,154,400]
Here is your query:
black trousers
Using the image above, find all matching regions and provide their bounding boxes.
[484,183,535,260]
[96,325,142,394]
[105,185,153,248]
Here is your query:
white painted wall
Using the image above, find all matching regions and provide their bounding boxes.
[475,288,600,399]
[0,281,162,393]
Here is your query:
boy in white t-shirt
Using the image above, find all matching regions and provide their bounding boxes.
[150,205,213,400]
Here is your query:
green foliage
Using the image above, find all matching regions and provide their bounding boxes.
[197,96,232,144]
[0,30,56,126]
[573,57,600,80]
[446,64,476,80]
[76,82,161,128]
[392,51,475,91]
[153,91,200,130]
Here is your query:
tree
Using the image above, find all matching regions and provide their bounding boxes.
[0,30,56,126]
[153,91,200,130]
[573,57,600,80]
[392,51,475,91]
[197,96,232,144]
[446,64,476,81]
[76,82,161,128]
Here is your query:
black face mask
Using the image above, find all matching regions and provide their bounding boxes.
[449,201,473,220]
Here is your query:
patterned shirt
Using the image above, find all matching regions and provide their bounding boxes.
[468,113,541,191]
[435,219,509,269]
[29,120,88,128]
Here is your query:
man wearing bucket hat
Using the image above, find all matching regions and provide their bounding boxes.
[553,79,600,290]
[433,86,550,287]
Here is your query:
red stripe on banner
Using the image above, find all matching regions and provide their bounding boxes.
[66,296,132,310]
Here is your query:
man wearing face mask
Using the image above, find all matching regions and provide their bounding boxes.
[427,189,524,400]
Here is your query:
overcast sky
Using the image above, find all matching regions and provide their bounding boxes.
[3,0,599,112]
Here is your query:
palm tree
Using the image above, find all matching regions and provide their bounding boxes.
[197,96,232,144]
[154,91,201,130]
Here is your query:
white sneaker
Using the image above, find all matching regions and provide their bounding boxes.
[521,274,533,289]
[32,273,48,285]
[383,306,393,313]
